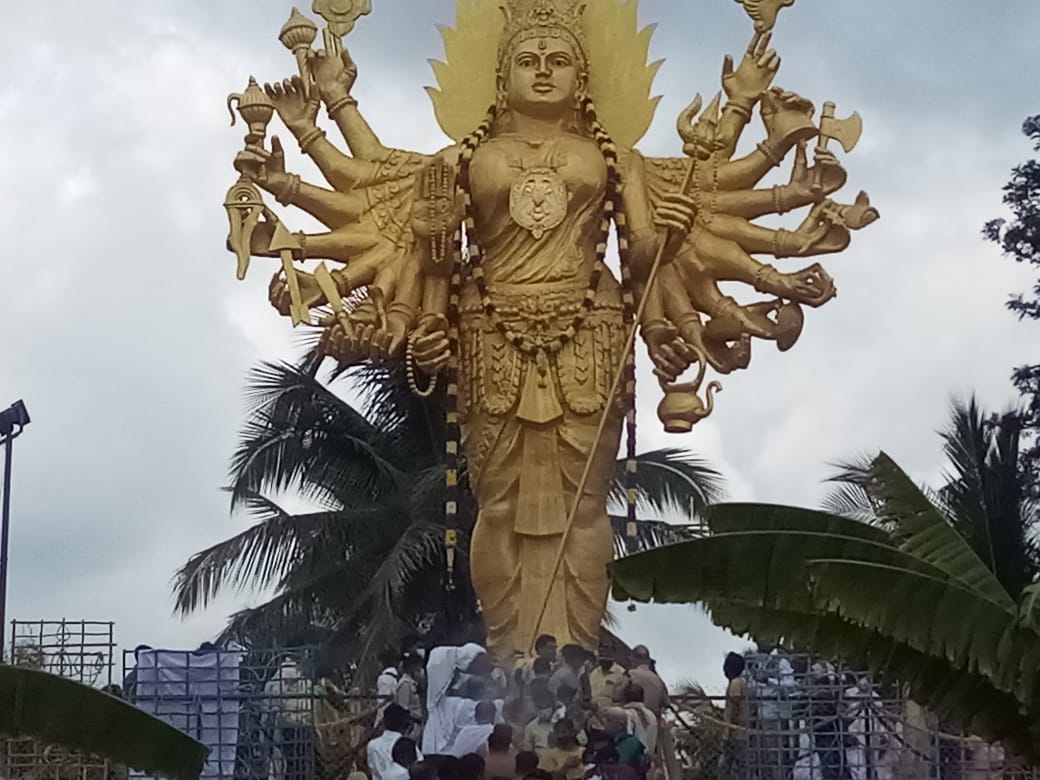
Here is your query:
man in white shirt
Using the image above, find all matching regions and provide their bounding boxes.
[447,701,496,757]
[368,705,422,780]
[395,653,425,736]
[375,650,401,727]
[383,736,419,780]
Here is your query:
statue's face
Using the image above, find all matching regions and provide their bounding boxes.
[504,37,584,119]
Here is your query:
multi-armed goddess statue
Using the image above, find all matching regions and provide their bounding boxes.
[224,0,878,661]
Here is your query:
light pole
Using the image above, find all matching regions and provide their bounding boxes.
[0,399,30,663]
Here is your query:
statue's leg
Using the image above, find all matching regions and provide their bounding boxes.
[465,413,523,661]
[553,407,625,651]
[465,406,623,658]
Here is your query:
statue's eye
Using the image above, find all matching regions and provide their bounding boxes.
[517,55,537,69]
[551,55,571,68]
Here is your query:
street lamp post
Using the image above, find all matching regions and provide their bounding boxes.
[0,399,30,663]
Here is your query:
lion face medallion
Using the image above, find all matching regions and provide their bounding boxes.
[509,167,568,240]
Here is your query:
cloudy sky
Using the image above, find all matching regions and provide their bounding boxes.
[1,0,1037,693]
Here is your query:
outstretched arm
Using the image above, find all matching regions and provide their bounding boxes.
[264,77,383,192]
[311,48,390,161]
[716,32,781,159]
[716,88,818,191]
[242,136,369,228]
[714,145,848,219]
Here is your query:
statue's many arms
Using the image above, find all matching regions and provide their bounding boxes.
[226,0,878,661]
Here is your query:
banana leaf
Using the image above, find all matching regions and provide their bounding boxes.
[0,665,209,780]
[609,527,947,611]
[705,502,891,543]
[807,559,1040,704]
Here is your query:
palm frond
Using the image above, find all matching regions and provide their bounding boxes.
[609,526,942,612]
[706,503,891,543]
[609,449,725,517]
[866,453,1016,610]
[172,491,313,614]
[609,514,701,557]
[173,493,415,615]
[230,362,410,505]
[939,398,1038,597]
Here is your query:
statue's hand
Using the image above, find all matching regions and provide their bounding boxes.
[242,136,289,185]
[760,88,817,150]
[264,77,319,132]
[785,143,847,201]
[722,32,780,105]
[643,320,694,383]
[311,48,358,103]
[269,268,327,317]
[410,314,451,376]
[776,202,833,256]
[412,158,464,260]
[654,192,697,259]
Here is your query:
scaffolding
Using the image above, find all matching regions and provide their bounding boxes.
[121,645,377,780]
[670,653,1039,779]
[3,619,116,780]
[6,624,1040,779]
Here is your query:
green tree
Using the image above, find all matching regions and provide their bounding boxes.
[174,360,723,670]
[984,115,1040,494]
[610,402,1040,760]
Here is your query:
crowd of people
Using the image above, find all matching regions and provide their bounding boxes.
[365,637,678,780]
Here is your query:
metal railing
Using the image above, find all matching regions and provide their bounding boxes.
[669,653,1037,779]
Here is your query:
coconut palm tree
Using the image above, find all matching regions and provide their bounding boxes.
[174,359,724,670]
[610,400,1040,760]
[825,397,1039,597]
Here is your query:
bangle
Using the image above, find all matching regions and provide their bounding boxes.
[641,319,672,338]
[772,185,793,216]
[387,301,418,323]
[774,229,792,259]
[757,141,784,168]
[723,99,753,123]
[331,267,351,295]
[298,126,326,153]
[296,232,308,261]
[276,173,301,206]
[753,264,776,293]
[326,94,358,117]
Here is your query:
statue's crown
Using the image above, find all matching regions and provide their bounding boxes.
[498,0,588,74]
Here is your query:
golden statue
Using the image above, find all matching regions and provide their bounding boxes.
[224,0,878,661]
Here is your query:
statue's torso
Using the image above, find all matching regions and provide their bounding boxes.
[467,132,610,287]
[456,132,627,423]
